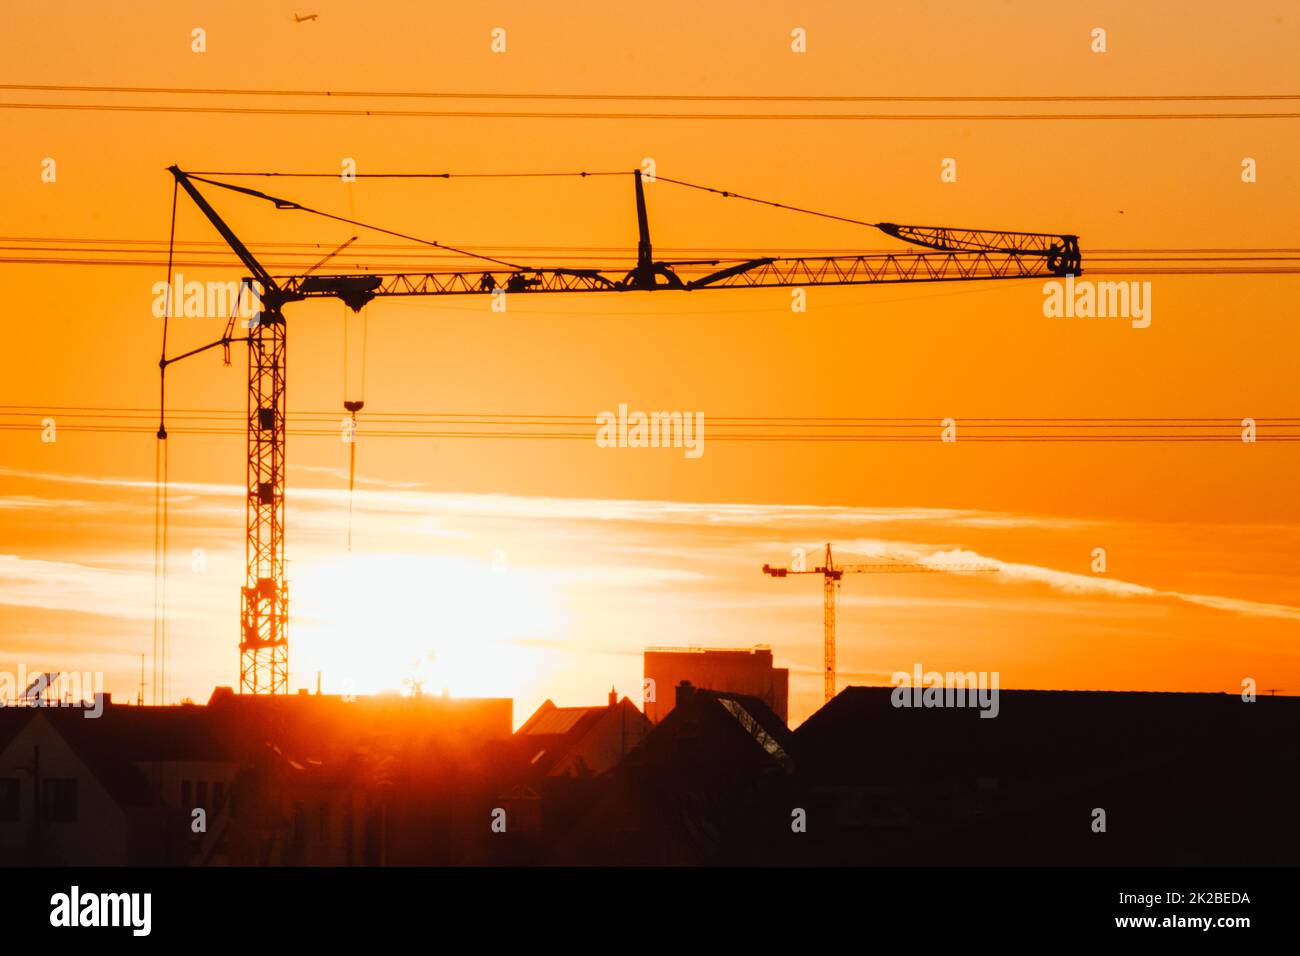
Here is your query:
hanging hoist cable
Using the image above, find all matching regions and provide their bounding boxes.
[344,299,369,552]
[340,177,367,553]
[154,178,178,706]
[293,231,369,552]
[344,391,364,552]
[341,299,366,552]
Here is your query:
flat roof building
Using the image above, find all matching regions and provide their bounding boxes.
[643,646,788,725]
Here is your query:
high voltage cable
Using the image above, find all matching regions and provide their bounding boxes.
[8,254,1297,263]
[5,245,1300,262]
[3,257,1296,276]
[7,237,1299,256]
[2,406,1294,444]
[8,248,1300,263]
[6,405,1295,424]
[1,423,1294,442]
[2,82,1298,102]
[6,409,1294,425]
[2,102,1297,120]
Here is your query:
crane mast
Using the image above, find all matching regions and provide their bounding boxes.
[161,166,1075,695]
[241,309,289,695]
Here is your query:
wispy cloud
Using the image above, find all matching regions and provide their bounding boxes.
[2,469,1297,630]
[0,467,1082,530]
[918,548,1300,622]
[0,554,154,620]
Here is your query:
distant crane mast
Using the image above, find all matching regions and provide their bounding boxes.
[763,543,999,703]
[160,166,1077,695]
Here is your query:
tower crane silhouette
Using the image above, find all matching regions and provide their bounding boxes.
[157,166,1078,694]
[763,543,999,703]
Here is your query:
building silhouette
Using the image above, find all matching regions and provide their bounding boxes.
[644,646,789,724]
[2,678,1296,866]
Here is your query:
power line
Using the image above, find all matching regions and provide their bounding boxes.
[2,407,1293,443]
[5,404,1295,423]
[7,236,1299,256]
[2,102,1298,120]
[6,244,1300,262]
[2,82,1298,103]
[2,424,1295,442]
[7,247,1300,264]
[3,257,1296,276]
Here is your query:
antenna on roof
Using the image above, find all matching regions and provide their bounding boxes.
[20,673,59,707]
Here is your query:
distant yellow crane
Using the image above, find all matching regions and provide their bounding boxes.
[763,543,999,703]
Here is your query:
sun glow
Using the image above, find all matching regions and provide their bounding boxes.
[290,551,564,701]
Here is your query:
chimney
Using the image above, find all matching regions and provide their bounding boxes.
[608,687,618,707]
[675,680,694,709]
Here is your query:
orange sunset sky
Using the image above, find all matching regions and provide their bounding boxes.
[1,1,1298,726]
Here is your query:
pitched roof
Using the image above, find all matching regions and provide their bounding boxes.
[794,685,1300,783]
[627,685,796,775]
[0,704,239,808]
[522,704,604,738]
[511,698,648,778]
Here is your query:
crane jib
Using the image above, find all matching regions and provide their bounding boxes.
[160,164,1074,696]
[276,247,1079,307]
